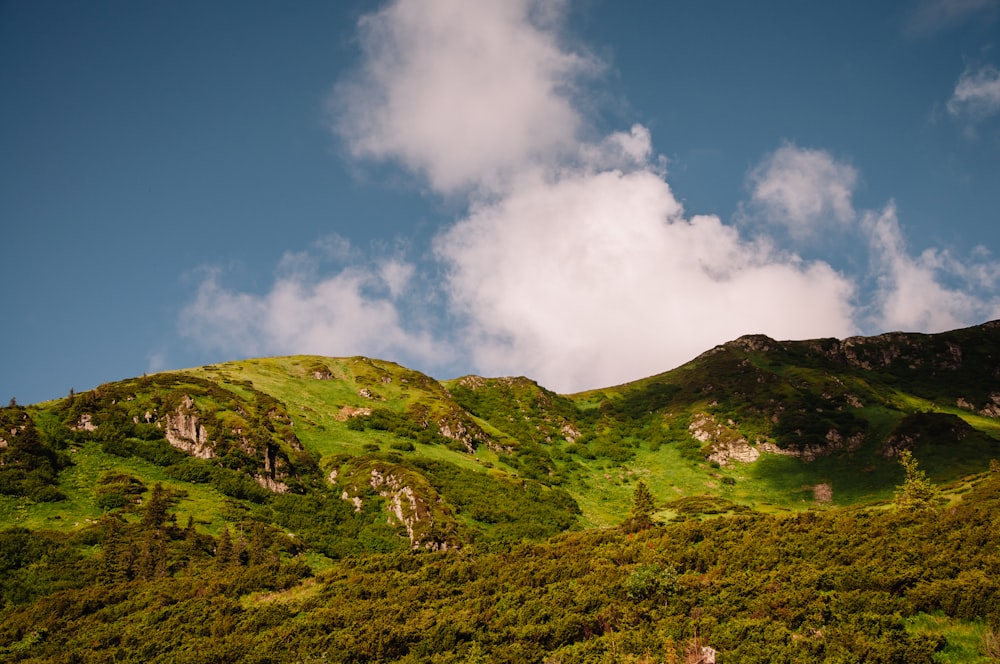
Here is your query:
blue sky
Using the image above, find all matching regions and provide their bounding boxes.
[3,0,999,404]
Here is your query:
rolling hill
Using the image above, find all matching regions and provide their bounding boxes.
[2,321,999,661]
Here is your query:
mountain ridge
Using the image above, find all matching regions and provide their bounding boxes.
[3,319,998,542]
[3,321,1000,661]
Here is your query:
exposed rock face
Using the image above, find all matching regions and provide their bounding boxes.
[561,424,581,442]
[759,430,865,462]
[958,393,1000,418]
[368,467,437,549]
[692,412,864,465]
[708,440,760,466]
[691,413,758,466]
[73,414,97,432]
[336,463,455,550]
[254,474,289,493]
[164,396,216,459]
[436,410,490,453]
[253,444,290,493]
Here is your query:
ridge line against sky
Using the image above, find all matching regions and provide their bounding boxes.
[2,0,1000,403]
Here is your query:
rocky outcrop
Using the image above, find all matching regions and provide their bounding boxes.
[691,413,759,466]
[436,410,490,453]
[692,412,865,465]
[958,393,1000,418]
[73,413,97,432]
[881,412,975,458]
[164,396,216,459]
[254,474,289,493]
[759,429,865,462]
[335,463,456,550]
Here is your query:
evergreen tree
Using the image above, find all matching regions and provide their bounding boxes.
[101,517,134,583]
[141,483,170,530]
[894,450,939,512]
[624,480,656,532]
[215,527,234,567]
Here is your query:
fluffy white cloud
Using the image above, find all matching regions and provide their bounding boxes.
[179,0,1000,392]
[745,143,858,240]
[948,64,1000,123]
[179,253,445,368]
[436,164,857,392]
[863,204,1000,331]
[331,0,594,194]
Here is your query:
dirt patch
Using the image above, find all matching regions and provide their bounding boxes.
[813,483,833,503]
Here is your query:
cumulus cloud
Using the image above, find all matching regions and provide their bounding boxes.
[179,244,446,368]
[744,142,858,241]
[947,64,1000,125]
[435,163,857,392]
[863,204,1000,331]
[178,0,1000,392]
[331,0,595,194]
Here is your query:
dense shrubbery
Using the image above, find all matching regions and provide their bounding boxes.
[0,407,69,502]
[2,470,998,661]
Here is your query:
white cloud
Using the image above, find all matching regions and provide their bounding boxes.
[947,64,1000,124]
[863,203,1000,331]
[179,256,446,368]
[745,142,858,240]
[435,164,858,392]
[331,0,595,194]
[179,0,1000,392]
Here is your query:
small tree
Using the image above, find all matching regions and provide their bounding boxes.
[624,480,656,532]
[141,483,171,530]
[215,527,234,567]
[894,450,939,512]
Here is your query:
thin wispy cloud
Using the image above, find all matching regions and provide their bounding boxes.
[178,0,1000,391]
[904,0,999,36]
[948,64,1000,127]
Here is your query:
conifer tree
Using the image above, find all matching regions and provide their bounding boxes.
[101,517,134,583]
[216,527,234,567]
[625,480,656,532]
[894,450,939,512]
[141,483,170,530]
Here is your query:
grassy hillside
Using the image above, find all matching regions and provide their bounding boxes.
[2,321,999,660]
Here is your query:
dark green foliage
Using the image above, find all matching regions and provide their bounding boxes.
[447,376,589,448]
[410,458,580,541]
[100,435,188,466]
[0,407,69,502]
[622,479,655,532]
[94,472,146,511]
[6,473,1000,661]
[625,563,677,601]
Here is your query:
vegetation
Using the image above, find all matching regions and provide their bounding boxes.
[1,321,1000,660]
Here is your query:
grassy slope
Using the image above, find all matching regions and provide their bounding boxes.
[4,322,1000,539]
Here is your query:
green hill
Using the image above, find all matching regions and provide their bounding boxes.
[2,321,999,661]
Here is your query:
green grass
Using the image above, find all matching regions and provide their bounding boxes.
[1,439,248,537]
[907,612,998,663]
